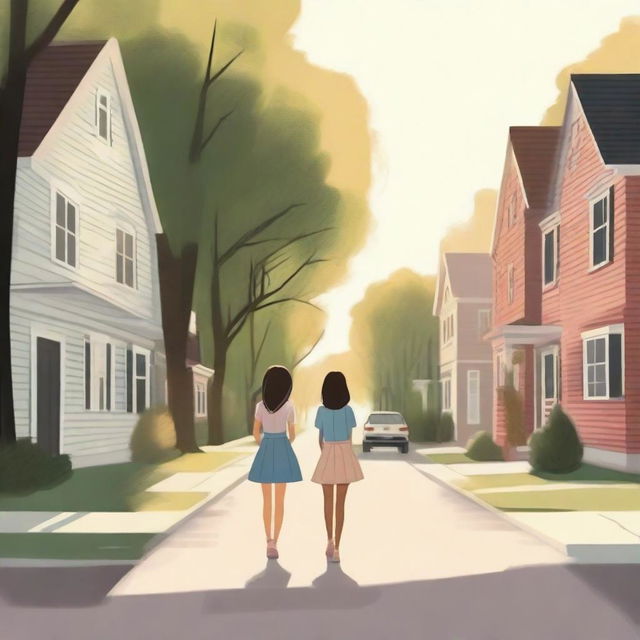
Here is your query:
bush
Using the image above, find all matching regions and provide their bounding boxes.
[408,410,440,442]
[466,431,504,461]
[0,440,71,494]
[529,405,583,473]
[130,406,178,464]
[437,412,455,443]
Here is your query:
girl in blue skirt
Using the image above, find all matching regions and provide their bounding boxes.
[248,365,302,559]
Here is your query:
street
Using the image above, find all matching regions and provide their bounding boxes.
[1,428,640,640]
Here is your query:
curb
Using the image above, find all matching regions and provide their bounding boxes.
[414,461,640,564]
[0,453,253,569]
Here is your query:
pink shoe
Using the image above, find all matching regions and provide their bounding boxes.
[329,548,340,563]
[325,539,335,558]
[266,539,279,559]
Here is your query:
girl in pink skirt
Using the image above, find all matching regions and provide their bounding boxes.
[311,371,364,563]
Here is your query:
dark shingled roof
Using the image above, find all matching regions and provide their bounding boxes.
[572,74,640,165]
[509,126,561,209]
[18,41,106,157]
[444,253,492,299]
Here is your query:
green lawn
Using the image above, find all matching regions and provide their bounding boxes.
[456,463,640,512]
[425,452,481,465]
[0,451,242,513]
[0,533,154,560]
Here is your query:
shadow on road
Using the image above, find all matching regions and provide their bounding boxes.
[3,563,640,639]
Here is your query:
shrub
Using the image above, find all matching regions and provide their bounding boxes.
[502,385,526,446]
[0,440,71,494]
[466,431,503,461]
[437,412,455,443]
[529,405,583,473]
[130,406,178,464]
[408,410,440,442]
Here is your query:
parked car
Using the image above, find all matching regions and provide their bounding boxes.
[362,411,409,454]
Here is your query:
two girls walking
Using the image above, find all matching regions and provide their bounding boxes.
[248,366,363,563]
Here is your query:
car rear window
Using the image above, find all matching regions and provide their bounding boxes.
[367,413,404,424]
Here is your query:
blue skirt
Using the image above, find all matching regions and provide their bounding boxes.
[248,432,302,483]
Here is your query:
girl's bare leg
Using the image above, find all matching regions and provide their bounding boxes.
[322,484,334,540]
[273,483,287,542]
[261,483,272,540]
[335,484,349,549]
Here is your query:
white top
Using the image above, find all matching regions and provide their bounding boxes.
[255,400,296,433]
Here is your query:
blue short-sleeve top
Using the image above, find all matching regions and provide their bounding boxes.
[315,405,357,442]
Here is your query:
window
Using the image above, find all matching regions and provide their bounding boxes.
[442,379,451,411]
[507,194,517,227]
[442,314,454,344]
[543,227,559,287]
[583,327,623,399]
[96,88,111,144]
[54,191,77,268]
[507,264,515,304]
[84,335,114,411]
[116,228,135,288]
[467,370,480,424]
[449,314,455,340]
[127,347,149,414]
[478,309,491,335]
[543,353,555,399]
[195,382,207,417]
[590,192,613,269]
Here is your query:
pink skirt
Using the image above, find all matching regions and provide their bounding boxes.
[311,440,364,485]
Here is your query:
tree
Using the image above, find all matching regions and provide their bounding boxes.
[0,0,82,445]
[350,269,439,416]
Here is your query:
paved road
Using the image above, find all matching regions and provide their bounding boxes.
[2,428,640,639]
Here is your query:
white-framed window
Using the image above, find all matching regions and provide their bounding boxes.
[582,325,623,400]
[467,370,480,424]
[590,191,612,269]
[449,314,455,340]
[478,309,491,335]
[507,264,515,304]
[195,381,207,417]
[543,226,559,287]
[96,88,111,144]
[126,346,150,413]
[442,378,452,411]
[116,228,136,288]
[84,334,115,411]
[53,191,78,268]
[507,194,517,227]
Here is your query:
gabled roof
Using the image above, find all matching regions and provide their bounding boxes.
[509,126,561,209]
[19,42,106,157]
[433,252,492,316]
[572,74,640,165]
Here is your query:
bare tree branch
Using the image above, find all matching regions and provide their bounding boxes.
[204,20,217,84]
[24,0,81,63]
[254,297,322,313]
[200,109,234,153]
[218,203,305,266]
[206,50,244,89]
[292,329,325,370]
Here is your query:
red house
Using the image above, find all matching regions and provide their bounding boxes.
[490,74,640,472]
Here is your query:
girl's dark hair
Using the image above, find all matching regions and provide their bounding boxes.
[322,371,350,410]
[262,365,293,413]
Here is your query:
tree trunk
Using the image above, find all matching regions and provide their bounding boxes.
[0,62,27,446]
[208,254,227,445]
[246,386,260,435]
[156,234,200,453]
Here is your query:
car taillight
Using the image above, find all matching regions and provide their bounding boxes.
[399,426,409,431]
[364,426,374,431]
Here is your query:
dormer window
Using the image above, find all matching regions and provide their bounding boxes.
[96,88,111,145]
[590,190,613,270]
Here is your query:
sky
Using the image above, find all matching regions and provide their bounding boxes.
[291,0,640,364]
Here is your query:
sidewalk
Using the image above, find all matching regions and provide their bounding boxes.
[416,447,640,563]
[0,436,256,566]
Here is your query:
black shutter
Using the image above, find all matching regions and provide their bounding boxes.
[126,348,133,413]
[106,343,112,411]
[609,185,615,261]
[84,340,91,410]
[609,334,622,398]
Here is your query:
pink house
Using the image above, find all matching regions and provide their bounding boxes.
[490,74,640,472]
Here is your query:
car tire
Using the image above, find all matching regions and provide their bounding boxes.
[362,443,371,453]
[401,443,409,454]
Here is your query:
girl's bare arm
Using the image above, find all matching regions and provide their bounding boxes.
[253,419,262,444]
[288,421,296,443]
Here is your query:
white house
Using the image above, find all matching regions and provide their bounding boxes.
[187,312,214,420]
[11,39,166,467]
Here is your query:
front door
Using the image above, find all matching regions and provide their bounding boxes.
[539,346,559,428]
[36,337,61,455]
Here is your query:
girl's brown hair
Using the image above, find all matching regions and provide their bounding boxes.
[262,365,293,413]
